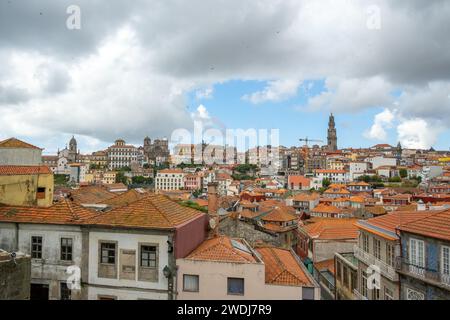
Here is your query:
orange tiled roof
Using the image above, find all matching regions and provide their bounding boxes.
[101,189,147,208]
[314,259,335,275]
[186,236,256,263]
[262,207,297,222]
[302,218,359,240]
[397,209,450,241]
[311,203,342,214]
[240,209,261,219]
[0,165,52,175]
[68,185,116,204]
[87,193,205,230]
[324,188,351,195]
[0,138,41,149]
[291,193,320,202]
[0,199,98,225]
[356,210,439,239]
[256,247,311,286]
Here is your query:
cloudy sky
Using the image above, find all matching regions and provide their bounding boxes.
[0,0,449,154]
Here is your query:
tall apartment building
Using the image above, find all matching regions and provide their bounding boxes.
[107,139,139,170]
[155,169,186,191]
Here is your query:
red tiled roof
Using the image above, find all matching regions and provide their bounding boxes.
[0,165,52,175]
[87,193,205,229]
[262,207,297,222]
[256,247,311,286]
[397,209,450,241]
[302,218,359,240]
[356,210,439,240]
[314,259,335,275]
[0,138,41,150]
[311,203,342,214]
[186,236,256,263]
[0,199,98,225]
[68,186,116,204]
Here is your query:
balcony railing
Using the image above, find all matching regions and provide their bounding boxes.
[354,246,398,281]
[396,257,450,288]
[353,289,368,300]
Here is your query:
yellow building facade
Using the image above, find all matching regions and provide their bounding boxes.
[0,166,54,207]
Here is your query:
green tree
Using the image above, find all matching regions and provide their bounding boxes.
[388,176,402,183]
[399,168,408,178]
[115,172,128,184]
[322,178,331,188]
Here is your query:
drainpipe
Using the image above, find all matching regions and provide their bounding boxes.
[14,223,19,252]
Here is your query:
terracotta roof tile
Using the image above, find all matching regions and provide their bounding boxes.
[261,207,297,222]
[87,193,205,229]
[397,209,450,241]
[0,165,52,175]
[0,199,98,225]
[186,236,256,263]
[256,247,311,286]
[301,218,359,240]
[68,186,116,204]
[0,138,41,149]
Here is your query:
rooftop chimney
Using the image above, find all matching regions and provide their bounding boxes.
[207,182,219,237]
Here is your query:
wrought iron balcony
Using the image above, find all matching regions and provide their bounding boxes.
[396,257,450,288]
[354,245,398,281]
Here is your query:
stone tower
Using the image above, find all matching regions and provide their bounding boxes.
[327,113,337,151]
[68,136,78,162]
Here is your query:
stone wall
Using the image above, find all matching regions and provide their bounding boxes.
[0,251,31,300]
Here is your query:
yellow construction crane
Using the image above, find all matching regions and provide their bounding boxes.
[299,137,323,174]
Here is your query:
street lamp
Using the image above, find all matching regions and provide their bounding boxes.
[163,265,174,300]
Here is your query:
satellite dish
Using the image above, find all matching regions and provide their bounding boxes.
[209,218,217,230]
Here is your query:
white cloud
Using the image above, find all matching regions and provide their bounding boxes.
[242,79,301,104]
[306,77,393,112]
[195,87,214,100]
[397,118,442,149]
[364,108,396,141]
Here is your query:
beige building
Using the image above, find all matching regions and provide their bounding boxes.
[0,138,43,166]
[176,235,320,300]
[155,169,185,191]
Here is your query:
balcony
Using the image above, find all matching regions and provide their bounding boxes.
[354,246,398,281]
[353,289,368,300]
[397,258,450,289]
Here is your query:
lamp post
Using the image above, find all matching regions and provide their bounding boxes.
[163,265,174,300]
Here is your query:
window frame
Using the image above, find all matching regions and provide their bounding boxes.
[441,245,450,276]
[140,245,157,268]
[31,236,43,259]
[183,274,200,292]
[227,277,245,296]
[60,282,71,300]
[100,242,116,265]
[60,237,73,262]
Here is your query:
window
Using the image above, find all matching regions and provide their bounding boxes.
[362,233,369,253]
[60,238,73,261]
[31,236,42,259]
[183,274,199,292]
[361,271,368,298]
[140,245,157,268]
[386,243,395,267]
[384,287,394,300]
[227,278,244,295]
[442,246,450,276]
[373,288,380,300]
[100,242,116,264]
[374,238,381,260]
[60,282,71,300]
[409,238,425,268]
[343,266,349,289]
[36,187,46,199]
